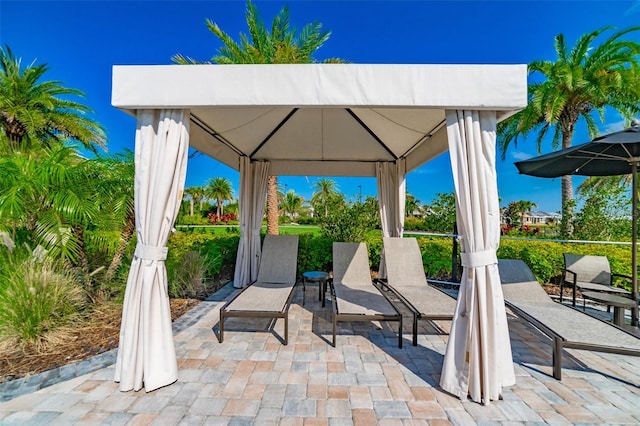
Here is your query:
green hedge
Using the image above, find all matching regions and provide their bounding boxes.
[167,231,634,293]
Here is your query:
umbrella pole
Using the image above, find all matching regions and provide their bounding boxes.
[633,163,639,327]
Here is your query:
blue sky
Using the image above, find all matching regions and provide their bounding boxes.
[2,1,640,213]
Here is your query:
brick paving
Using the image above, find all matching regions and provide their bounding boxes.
[1,282,640,425]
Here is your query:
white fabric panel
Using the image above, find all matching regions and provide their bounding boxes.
[376,159,406,278]
[404,124,449,173]
[188,121,240,171]
[440,110,515,404]
[112,64,527,110]
[115,109,189,392]
[269,160,377,177]
[233,159,270,288]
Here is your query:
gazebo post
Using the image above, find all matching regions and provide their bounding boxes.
[632,162,639,326]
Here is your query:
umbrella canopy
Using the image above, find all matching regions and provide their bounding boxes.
[515,120,640,326]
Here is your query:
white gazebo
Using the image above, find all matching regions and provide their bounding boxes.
[111,63,526,404]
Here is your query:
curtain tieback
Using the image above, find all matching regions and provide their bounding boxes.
[461,249,497,268]
[135,243,168,261]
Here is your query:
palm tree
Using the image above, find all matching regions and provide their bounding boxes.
[498,27,640,236]
[183,185,206,216]
[172,0,343,235]
[206,177,234,216]
[94,151,136,282]
[281,190,305,222]
[311,178,339,217]
[517,200,538,229]
[405,193,421,217]
[0,45,106,153]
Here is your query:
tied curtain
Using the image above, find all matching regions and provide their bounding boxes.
[233,158,270,288]
[115,109,189,392]
[376,159,406,278]
[440,110,515,404]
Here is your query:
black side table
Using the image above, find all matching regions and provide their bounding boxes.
[302,271,330,307]
[581,291,636,327]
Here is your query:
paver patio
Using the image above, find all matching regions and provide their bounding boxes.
[1,282,640,425]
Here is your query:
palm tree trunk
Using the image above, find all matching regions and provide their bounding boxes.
[73,225,93,290]
[105,209,136,282]
[190,199,194,216]
[267,176,279,235]
[560,127,575,237]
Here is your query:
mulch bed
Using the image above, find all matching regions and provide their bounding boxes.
[0,298,200,383]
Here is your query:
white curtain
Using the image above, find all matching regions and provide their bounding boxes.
[233,159,270,288]
[376,159,406,277]
[440,110,515,404]
[114,109,190,392]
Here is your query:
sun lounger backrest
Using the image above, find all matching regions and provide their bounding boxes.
[256,235,299,284]
[563,254,611,285]
[498,259,551,303]
[383,237,427,287]
[333,242,371,287]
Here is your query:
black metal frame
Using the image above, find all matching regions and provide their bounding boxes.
[505,300,640,380]
[329,279,404,348]
[376,279,454,346]
[218,280,299,345]
[561,267,632,307]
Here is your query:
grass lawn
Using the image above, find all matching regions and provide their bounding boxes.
[175,224,322,236]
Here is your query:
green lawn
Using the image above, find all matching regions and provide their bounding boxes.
[175,224,321,236]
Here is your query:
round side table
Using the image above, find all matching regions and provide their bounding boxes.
[302,271,330,307]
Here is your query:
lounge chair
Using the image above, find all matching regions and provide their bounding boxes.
[331,242,403,348]
[219,235,299,345]
[378,237,456,346]
[562,253,632,307]
[498,259,640,380]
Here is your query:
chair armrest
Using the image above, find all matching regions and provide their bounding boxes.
[563,268,577,285]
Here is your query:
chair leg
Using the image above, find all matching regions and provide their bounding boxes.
[332,315,337,347]
[284,315,288,346]
[552,337,562,380]
[219,310,225,343]
[398,316,403,349]
[412,315,418,346]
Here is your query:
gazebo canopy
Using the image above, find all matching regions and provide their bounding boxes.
[111,63,527,404]
[112,64,526,176]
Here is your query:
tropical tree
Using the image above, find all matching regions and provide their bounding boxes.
[172,0,343,235]
[497,27,640,236]
[0,145,99,288]
[281,190,305,221]
[184,185,206,216]
[94,151,136,283]
[423,192,456,233]
[405,193,421,217]
[311,178,339,217]
[206,177,234,216]
[0,45,106,153]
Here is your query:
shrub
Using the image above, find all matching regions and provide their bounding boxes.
[167,251,211,299]
[0,254,86,349]
[318,202,379,242]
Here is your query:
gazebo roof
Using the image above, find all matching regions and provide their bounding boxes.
[112,63,527,176]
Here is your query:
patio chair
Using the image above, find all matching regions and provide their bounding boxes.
[498,259,640,380]
[562,253,631,307]
[218,235,299,345]
[331,242,403,348]
[377,237,456,346]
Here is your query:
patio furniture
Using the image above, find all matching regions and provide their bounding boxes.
[302,271,330,307]
[377,237,456,346]
[581,291,636,327]
[562,253,632,307]
[331,242,403,348]
[218,235,299,345]
[498,259,640,380]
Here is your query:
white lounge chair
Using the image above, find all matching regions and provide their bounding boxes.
[379,237,456,346]
[498,259,640,380]
[219,235,299,345]
[331,242,403,348]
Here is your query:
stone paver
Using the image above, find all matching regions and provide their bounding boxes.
[1,282,640,425]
